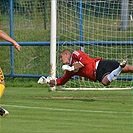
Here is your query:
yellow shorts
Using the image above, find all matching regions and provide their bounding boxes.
[0,84,5,98]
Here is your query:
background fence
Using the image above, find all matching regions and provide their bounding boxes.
[0,0,51,78]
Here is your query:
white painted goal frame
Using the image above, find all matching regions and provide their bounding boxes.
[50,0,133,91]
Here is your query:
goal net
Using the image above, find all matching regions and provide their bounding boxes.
[55,0,133,90]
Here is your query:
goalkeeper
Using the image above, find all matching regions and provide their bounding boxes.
[38,50,133,87]
[0,30,21,117]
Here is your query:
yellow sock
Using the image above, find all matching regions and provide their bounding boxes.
[0,84,5,98]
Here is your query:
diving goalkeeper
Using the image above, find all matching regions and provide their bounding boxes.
[0,30,21,117]
[38,50,133,87]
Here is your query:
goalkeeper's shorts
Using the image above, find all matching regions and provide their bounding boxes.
[0,84,5,98]
[96,60,119,82]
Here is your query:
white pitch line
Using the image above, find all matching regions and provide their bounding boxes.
[1,104,132,114]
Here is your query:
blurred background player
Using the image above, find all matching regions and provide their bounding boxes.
[0,30,21,117]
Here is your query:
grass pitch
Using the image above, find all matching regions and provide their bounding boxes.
[0,86,132,133]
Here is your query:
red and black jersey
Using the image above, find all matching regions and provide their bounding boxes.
[56,50,102,85]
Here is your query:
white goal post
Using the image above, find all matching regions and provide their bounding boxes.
[50,0,133,91]
[50,0,57,91]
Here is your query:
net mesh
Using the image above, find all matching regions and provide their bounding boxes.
[56,0,133,89]
[0,0,132,89]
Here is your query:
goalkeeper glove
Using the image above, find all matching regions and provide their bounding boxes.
[38,76,52,84]
[62,65,74,71]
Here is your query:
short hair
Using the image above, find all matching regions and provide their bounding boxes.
[60,49,72,55]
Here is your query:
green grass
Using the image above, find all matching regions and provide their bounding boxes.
[0,2,133,132]
[0,84,132,133]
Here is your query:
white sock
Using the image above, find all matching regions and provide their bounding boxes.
[107,66,122,82]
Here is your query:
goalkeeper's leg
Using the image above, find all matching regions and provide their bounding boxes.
[0,68,9,117]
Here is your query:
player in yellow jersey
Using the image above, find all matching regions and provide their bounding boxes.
[0,30,21,117]
[0,68,9,117]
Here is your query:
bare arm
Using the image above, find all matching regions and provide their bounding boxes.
[0,30,21,51]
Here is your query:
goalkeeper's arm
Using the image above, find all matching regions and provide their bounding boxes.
[62,62,83,71]
[38,63,83,86]
[38,76,56,86]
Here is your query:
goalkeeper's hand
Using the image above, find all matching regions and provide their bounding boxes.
[38,76,52,84]
[62,65,74,71]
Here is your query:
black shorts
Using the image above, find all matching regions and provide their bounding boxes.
[96,60,119,82]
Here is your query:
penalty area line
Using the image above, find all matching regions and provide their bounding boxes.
[1,104,131,115]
